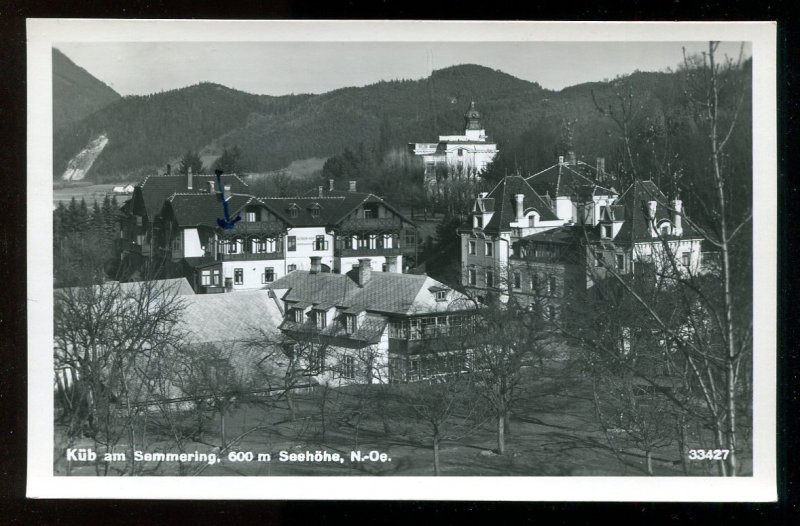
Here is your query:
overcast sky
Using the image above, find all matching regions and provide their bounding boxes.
[55,41,751,97]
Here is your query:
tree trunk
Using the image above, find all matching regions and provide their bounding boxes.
[504,410,511,436]
[497,414,506,454]
[433,433,441,476]
[220,410,226,449]
[646,450,653,475]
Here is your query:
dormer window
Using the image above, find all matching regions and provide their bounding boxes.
[474,215,483,229]
[435,290,447,301]
[315,310,327,330]
[344,313,357,334]
[601,224,611,239]
[287,204,299,218]
[245,211,256,223]
[287,308,304,323]
[363,204,379,219]
[657,220,672,236]
[309,203,321,219]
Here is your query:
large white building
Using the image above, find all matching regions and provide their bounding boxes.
[408,102,498,193]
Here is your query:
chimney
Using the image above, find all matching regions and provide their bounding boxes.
[514,194,525,221]
[318,186,324,198]
[224,184,231,193]
[647,200,658,237]
[356,258,372,287]
[349,180,357,193]
[166,163,171,175]
[187,166,193,190]
[672,198,683,234]
[568,151,576,166]
[558,155,565,165]
[385,255,398,273]
[224,277,233,292]
[328,179,335,192]
[596,157,605,181]
[207,181,215,193]
[310,256,322,274]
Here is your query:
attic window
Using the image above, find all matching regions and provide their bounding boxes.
[601,224,611,239]
[287,204,299,218]
[344,313,358,334]
[435,290,447,302]
[309,203,321,219]
[658,220,672,236]
[474,215,483,229]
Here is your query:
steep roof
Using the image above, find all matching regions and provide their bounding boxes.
[136,173,249,219]
[259,194,415,228]
[164,193,254,228]
[481,175,559,233]
[56,277,196,298]
[265,270,474,316]
[612,180,701,244]
[525,161,616,199]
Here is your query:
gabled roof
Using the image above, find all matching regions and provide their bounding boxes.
[612,180,701,244]
[525,161,616,200]
[521,225,579,245]
[163,193,254,228]
[259,193,415,228]
[136,173,249,220]
[479,175,559,233]
[265,270,474,316]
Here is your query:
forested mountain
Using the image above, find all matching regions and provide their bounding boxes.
[52,48,121,135]
[53,61,751,196]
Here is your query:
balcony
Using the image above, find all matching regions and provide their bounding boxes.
[338,217,404,232]
[334,246,403,258]
[218,250,284,262]
[223,221,286,236]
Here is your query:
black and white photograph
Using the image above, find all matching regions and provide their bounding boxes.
[26,20,777,500]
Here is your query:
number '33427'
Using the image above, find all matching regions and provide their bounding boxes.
[688,449,730,460]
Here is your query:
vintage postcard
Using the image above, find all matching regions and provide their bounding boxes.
[27,20,777,500]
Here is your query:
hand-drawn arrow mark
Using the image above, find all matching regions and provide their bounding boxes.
[215,169,241,230]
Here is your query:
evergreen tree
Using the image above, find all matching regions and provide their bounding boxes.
[212,146,243,174]
[179,150,204,175]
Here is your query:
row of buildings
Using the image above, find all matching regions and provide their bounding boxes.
[106,102,703,388]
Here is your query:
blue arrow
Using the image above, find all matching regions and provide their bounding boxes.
[215,170,241,230]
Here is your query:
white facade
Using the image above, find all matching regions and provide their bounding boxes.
[283,226,335,273]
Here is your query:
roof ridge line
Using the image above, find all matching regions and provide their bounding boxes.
[524,163,558,181]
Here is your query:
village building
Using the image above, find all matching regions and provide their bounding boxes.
[408,101,498,194]
[119,170,418,293]
[458,153,705,316]
[265,258,477,385]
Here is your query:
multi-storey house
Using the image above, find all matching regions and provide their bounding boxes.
[119,167,248,274]
[135,172,417,293]
[265,257,477,385]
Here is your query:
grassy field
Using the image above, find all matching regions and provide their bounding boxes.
[53,182,134,208]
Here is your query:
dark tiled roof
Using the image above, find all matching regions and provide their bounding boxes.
[137,174,249,219]
[521,225,579,245]
[481,175,559,233]
[165,193,255,228]
[612,180,701,244]
[265,270,473,316]
[525,161,616,199]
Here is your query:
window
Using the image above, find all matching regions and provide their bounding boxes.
[682,252,691,267]
[468,268,477,286]
[135,234,146,245]
[404,230,415,246]
[595,252,603,267]
[425,161,435,174]
[135,215,143,226]
[469,240,476,255]
[340,356,355,379]
[288,207,298,218]
[548,275,557,296]
[315,310,327,330]
[287,264,297,272]
[485,242,493,257]
[287,236,296,251]
[599,205,607,220]
[486,270,495,288]
[201,269,221,287]
[368,235,377,250]
[528,215,536,227]
[435,290,447,301]
[601,225,610,239]
[229,239,239,254]
[310,206,320,219]
[171,235,182,252]
[262,267,275,283]
[660,222,671,236]
[315,235,327,251]
[530,274,539,291]
[287,308,304,323]
[344,314,357,334]
[514,271,522,289]
[383,234,393,249]
[245,211,256,223]
[616,254,625,271]
[458,148,464,157]
[474,215,483,229]
[364,206,377,219]
[234,268,243,285]
[308,349,325,372]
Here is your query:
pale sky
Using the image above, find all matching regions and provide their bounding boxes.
[55,41,751,97]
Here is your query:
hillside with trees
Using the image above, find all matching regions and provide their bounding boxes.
[52,48,121,135]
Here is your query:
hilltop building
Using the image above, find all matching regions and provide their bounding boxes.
[408,102,498,194]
